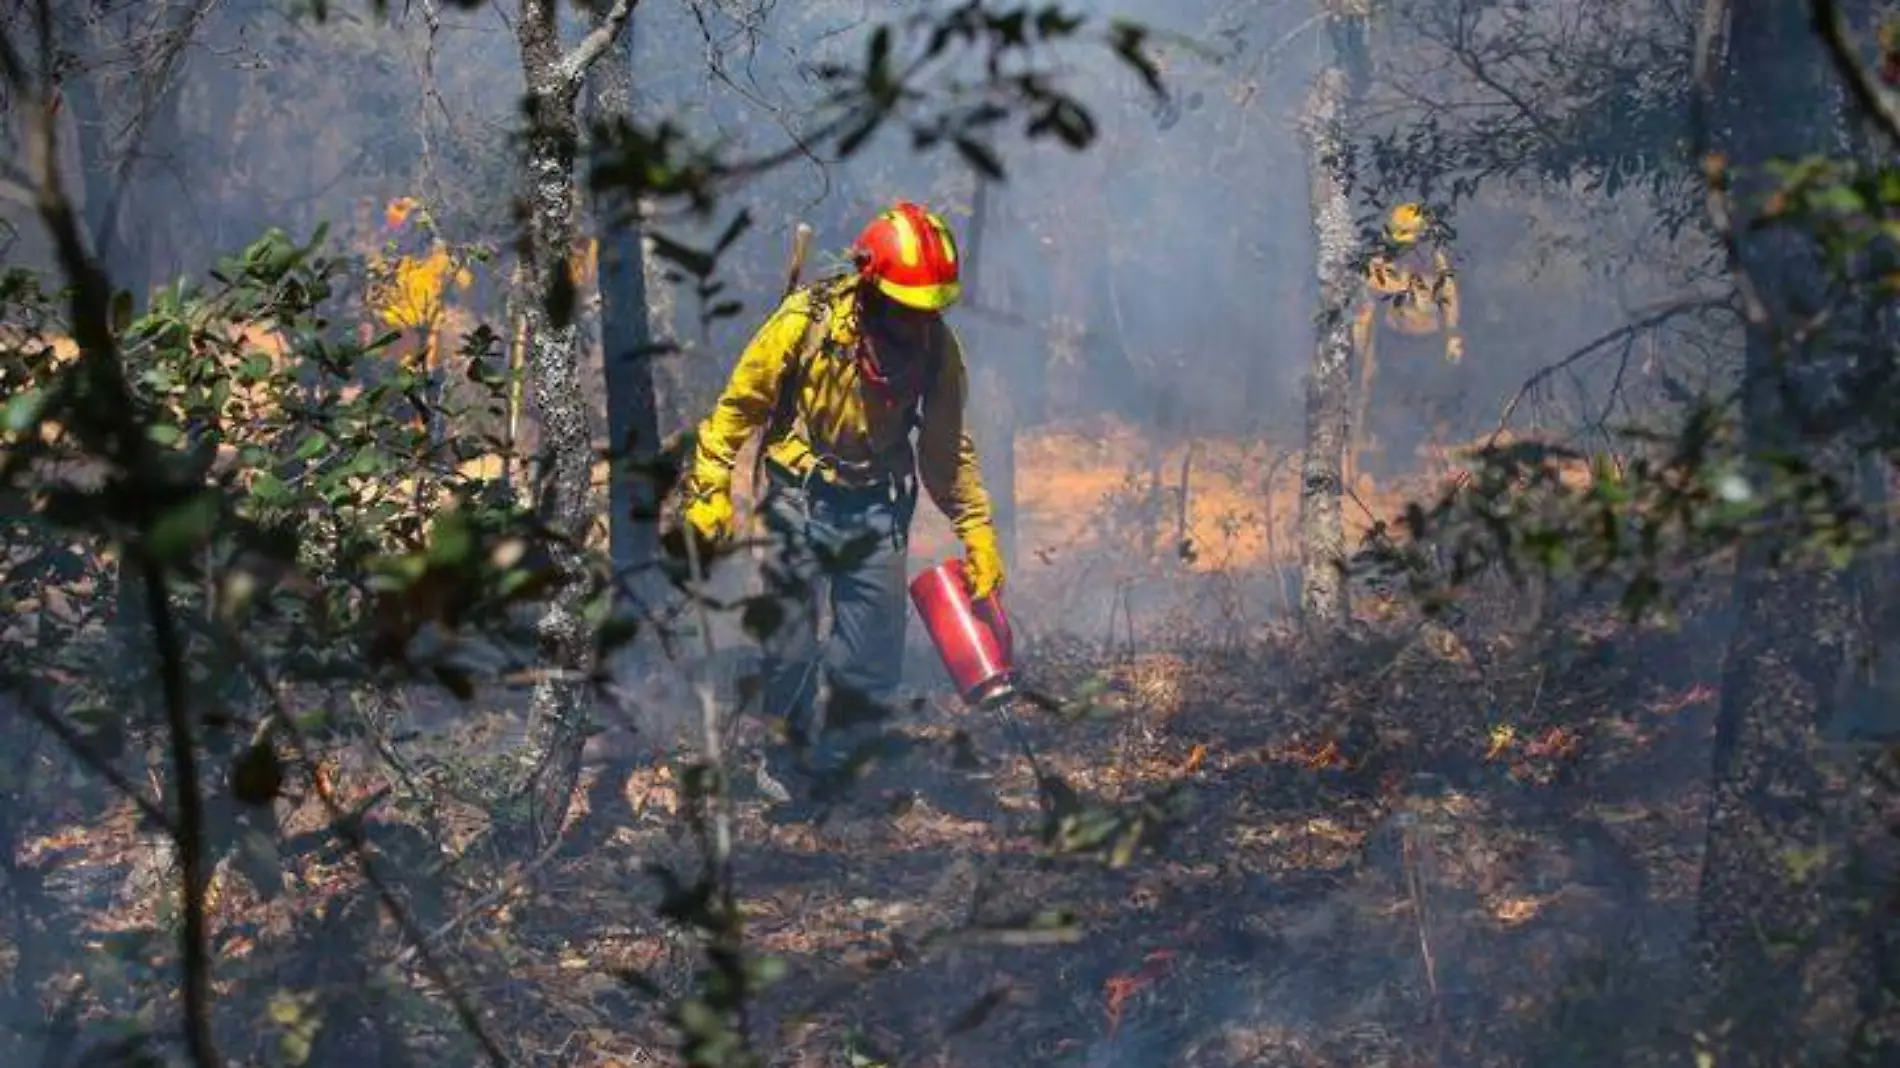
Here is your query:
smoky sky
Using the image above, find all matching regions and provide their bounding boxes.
[17,0,1714,459]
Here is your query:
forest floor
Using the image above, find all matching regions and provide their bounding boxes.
[8,406,1736,1068]
[12,586,1731,1068]
[437,590,1721,1067]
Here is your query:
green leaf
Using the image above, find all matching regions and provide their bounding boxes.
[294,431,330,460]
[954,136,1005,180]
[147,423,185,446]
[1036,9,1085,39]
[3,387,45,433]
[746,953,787,989]
[711,207,753,254]
[1108,21,1165,98]
[251,471,291,504]
[240,351,274,382]
[427,509,474,565]
[147,492,219,561]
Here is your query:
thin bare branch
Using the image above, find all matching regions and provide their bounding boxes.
[215,631,518,1068]
[89,0,229,262]
[1811,0,1900,146]
[11,6,221,1061]
[1,677,175,834]
[558,0,639,86]
[1691,0,1774,332]
[389,829,564,970]
[142,557,221,1068]
[1492,299,1733,434]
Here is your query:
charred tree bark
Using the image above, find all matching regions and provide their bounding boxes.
[584,13,661,610]
[501,0,633,853]
[1295,2,1370,632]
[1691,4,1880,1062]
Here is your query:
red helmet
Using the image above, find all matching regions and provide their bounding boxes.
[851,201,961,312]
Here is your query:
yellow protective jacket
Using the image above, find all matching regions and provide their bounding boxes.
[1363,241,1461,344]
[687,280,996,540]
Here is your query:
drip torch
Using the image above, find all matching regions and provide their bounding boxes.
[909,558,1015,707]
[909,559,1051,784]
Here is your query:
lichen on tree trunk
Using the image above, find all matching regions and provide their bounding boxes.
[1296,12,1366,632]
[491,0,632,852]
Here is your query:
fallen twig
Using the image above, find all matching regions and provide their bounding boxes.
[218,631,516,1067]
[392,828,566,969]
[0,675,175,835]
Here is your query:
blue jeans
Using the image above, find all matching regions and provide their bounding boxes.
[756,464,916,744]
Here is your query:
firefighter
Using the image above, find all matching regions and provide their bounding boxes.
[1350,201,1465,482]
[678,200,1005,803]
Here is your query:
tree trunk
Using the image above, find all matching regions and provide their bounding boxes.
[1295,2,1369,632]
[1690,4,1882,1062]
[585,13,661,609]
[964,177,1018,565]
[498,0,628,852]
[504,256,533,487]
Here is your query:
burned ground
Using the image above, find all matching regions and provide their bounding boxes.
[11,568,1730,1067]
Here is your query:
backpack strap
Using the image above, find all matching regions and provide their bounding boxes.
[912,316,956,431]
[749,279,838,499]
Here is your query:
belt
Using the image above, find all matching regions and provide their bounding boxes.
[767,456,893,494]
[768,447,906,493]
[764,455,916,552]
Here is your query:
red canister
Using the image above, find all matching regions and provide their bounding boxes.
[909,558,1016,708]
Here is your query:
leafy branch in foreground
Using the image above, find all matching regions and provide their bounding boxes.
[2,2,1187,1064]
[1363,410,1872,625]
[1364,77,1900,621]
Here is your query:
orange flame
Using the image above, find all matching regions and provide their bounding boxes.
[1102,949,1175,1037]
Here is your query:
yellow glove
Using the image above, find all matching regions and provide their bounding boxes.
[682,489,735,545]
[962,526,1005,600]
[1445,335,1465,364]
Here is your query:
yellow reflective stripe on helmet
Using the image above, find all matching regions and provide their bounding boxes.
[877,276,960,310]
[887,209,922,266]
[926,213,956,264]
